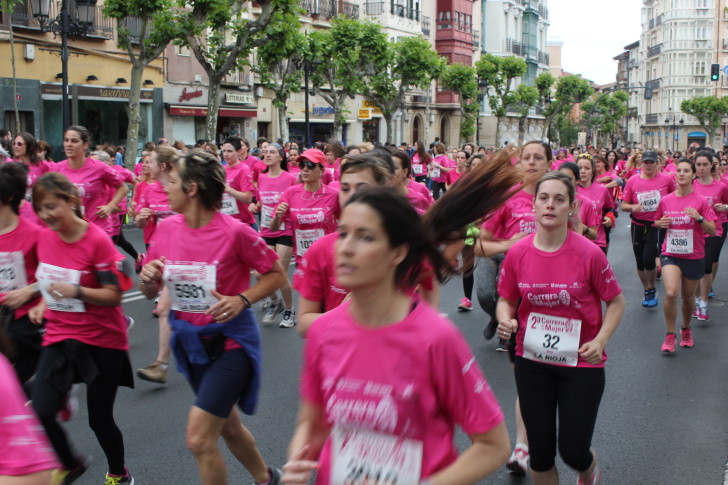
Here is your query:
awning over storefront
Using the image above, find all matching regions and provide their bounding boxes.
[168,105,257,117]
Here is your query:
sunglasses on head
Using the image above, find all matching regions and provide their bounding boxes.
[299,160,320,170]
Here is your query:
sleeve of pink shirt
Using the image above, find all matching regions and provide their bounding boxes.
[237,164,254,193]
[100,162,124,189]
[429,321,505,434]
[235,222,279,274]
[496,244,521,301]
[700,197,718,223]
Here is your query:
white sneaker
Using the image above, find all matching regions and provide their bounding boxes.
[262,300,283,325]
[279,310,296,328]
[506,444,529,475]
[260,297,272,311]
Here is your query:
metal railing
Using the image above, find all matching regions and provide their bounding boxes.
[300,0,337,19]
[646,113,659,125]
[364,1,384,15]
[120,15,150,45]
[10,0,36,28]
[11,0,114,38]
[472,29,480,51]
[505,38,525,56]
[647,44,662,57]
[340,1,359,19]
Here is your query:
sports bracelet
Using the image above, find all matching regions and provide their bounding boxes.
[74,284,82,300]
[238,293,252,308]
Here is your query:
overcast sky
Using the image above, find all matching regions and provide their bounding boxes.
[547,0,643,85]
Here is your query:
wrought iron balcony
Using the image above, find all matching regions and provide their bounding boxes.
[300,0,337,20]
[12,0,114,38]
[340,1,359,19]
[472,29,480,51]
[647,44,662,58]
[505,38,525,56]
[421,15,430,36]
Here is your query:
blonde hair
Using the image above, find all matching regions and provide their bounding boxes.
[32,172,84,219]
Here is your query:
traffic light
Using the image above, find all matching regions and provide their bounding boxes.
[711,63,720,82]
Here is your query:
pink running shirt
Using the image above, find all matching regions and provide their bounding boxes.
[19,160,51,227]
[0,217,41,319]
[655,191,717,260]
[622,172,676,222]
[482,189,536,239]
[301,299,504,484]
[224,162,255,225]
[498,232,622,368]
[293,232,347,312]
[276,184,339,262]
[692,179,728,236]
[257,171,298,238]
[430,154,452,184]
[577,183,615,248]
[407,178,433,204]
[137,181,175,244]
[49,158,124,235]
[36,223,129,350]
[0,354,59,476]
[147,212,279,327]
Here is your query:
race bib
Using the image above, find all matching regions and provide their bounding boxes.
[36,263,85,312]
[165,264,218,313]
[637,190,660,212]
[666,229,693,255]
[295,228,324,257]
[431,166,441,179]
[331,425,422,485]
[0,252,28,293]
[261,205,284,230]
[412,164,423,175]
[523,312,582,367]
[221,193,240,215]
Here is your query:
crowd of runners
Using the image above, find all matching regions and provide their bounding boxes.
[0,126,725,485]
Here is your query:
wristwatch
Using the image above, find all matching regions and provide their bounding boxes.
[698,216,705,223]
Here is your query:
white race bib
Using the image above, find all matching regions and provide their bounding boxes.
[331,425,422,485]
[261,205,284,230]
[523,312,582,367]
[431,166,441,179]
[0,252,28,293]
[295,228,324,257]
[412,164,423,175]
[221,193,240,215]
[36,263,85,312]
[666,229,693,255]
[165,264,218,313]
[637,190,660,212]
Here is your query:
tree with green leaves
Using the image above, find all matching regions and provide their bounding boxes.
[440,63,479,145]
[582,90,628,148]
[540,74,593,142]
[256,29,306,144]
[2,0,20,133]
[177,0,301,141]
[105,0,178,168]
[307,17,388,141]
[680,96,728,148]
[513,84,540,145]
[362,36,445,144]
[475,54,527,145]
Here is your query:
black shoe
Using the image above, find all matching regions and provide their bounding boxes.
[483,318,498,340]
[53,455,91,484]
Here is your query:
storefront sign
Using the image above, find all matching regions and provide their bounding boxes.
[225,93,255,105]
[41,84,153,100]
[358,108,372,120]
[308,106,335,116]
[179,88,203,102]
[168,105,257,118]
[361,99,382,115]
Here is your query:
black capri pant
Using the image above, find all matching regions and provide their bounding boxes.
[630,218,660,271]
[704,236,723,273]
[515,357,605,473]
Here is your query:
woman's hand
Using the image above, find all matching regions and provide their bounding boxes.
[275,202,289,219]
[578,338,605,365]
[282,446,319,485]
[654,215,671,229]
[207,290,247,323]
[140,258,165,286]
[137,208,153,221]
[685,207,701,222]
[28,302,45,325]
[2,285,36,309]
[497,318,518,340]
[95,204,113,219]
[48,282,80,299]
[603,215,613,228]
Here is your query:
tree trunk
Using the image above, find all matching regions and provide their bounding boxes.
[332,105,343,141]
[494,116,502,147]
[5,0,20,134]
[384,114,393,144]
[518,117,526,145]
[277,100,290,144]
[205,77,222,142]
[124,63,144,170]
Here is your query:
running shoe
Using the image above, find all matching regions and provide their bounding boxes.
[661,333,676,353]
[576,463,601,485]
[641,290,650,307]
[696,305,708,321]
[262,300,284,325]
[495,339,509,352]
[134,253,145,274]
[709,287,715,299]
[680,327,694,348]
[260,297,272,311]
[457,297,473,312]
[51,456,91,485]
[57,385,79,423]
[136,361,168,384]
[104,467,134,485]
[483,318,498,340]
[125,316,135,331]
[279,310,296,328]
[645,288,658,308]
[506,444,529,475]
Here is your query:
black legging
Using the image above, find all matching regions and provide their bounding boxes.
[515,357,605,473]
[704,236,723,273]
[6,313,42,390]
[112,215,138,260]
[432,181,447,200]
[32,343,128,475]
[462,269,474,301]
[630,218,659,271]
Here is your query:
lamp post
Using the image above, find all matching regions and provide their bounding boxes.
[31,0,97,131]
[664,108,685,152]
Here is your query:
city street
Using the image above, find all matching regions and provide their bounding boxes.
[59,221,728,485]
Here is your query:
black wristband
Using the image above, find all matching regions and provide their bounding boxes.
[238,293,252,308]
[74,284,82,300]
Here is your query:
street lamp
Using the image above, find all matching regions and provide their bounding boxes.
[31,0,97,131]
[664,108,684,152]
[475,78,487,146]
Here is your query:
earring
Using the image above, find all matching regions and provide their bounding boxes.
[568,212,573,216]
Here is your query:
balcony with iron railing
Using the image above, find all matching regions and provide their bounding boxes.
[120,15,150,45]
[300,0,337,20]
[472,29,479,51]
[646,113,659,125]
[340,1,359,19]
[364,1,420,20]
[505,38,525,56]
[538,50,549,65]
[421,15,430,36]
[647,44,662,58]
[10,0,113,38]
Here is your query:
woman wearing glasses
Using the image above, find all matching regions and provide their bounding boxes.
[12,132,51,227]
[270,149,339,266]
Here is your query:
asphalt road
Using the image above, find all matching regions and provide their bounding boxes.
[57,221,728,485]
